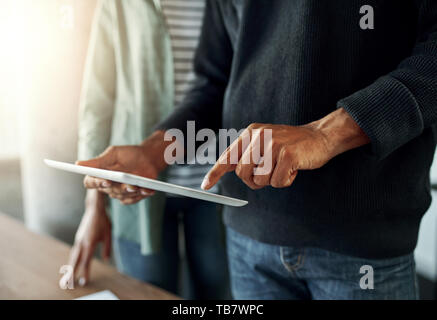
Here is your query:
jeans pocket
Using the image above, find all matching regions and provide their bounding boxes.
[280,247,306,273]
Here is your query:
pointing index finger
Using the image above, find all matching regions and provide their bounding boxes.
[201,132,249,190]
[201,159,230,190]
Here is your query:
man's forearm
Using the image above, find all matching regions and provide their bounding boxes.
[148,108,369,175]
[307,108,370,159]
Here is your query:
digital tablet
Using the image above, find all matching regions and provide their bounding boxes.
[44,159,248,207]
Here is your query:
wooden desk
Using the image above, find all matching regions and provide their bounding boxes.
[0,213,178,300]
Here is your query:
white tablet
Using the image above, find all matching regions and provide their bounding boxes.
[44,159,248,207]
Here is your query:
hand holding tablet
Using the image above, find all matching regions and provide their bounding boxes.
[45,159,248,207]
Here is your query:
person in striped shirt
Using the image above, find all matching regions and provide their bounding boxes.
[71,0,228,299]
[161,0,219,193]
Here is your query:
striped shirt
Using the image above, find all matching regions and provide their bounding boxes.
[161,0,218,193]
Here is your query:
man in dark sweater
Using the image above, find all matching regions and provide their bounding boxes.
[79,0,437,299]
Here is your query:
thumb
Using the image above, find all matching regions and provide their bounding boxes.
[76,147,117,169]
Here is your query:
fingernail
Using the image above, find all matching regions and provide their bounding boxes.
[141,190,150,196]
[201,177,210,190]
[127,187,135,193]
[78,277,86,287]
[102,181,110,188]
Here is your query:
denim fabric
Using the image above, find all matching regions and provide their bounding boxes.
[113,197,229,299]
[227,228,418,300]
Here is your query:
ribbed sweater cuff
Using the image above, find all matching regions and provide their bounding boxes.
[337,76,424,159]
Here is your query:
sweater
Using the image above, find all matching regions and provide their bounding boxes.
[157,0,437,258]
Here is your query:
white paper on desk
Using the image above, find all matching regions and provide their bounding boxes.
[75,290,119,300]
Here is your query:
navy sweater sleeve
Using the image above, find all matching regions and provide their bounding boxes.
[156,0,233,133]
[338,0,437,160]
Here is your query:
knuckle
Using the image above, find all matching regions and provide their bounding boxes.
[112,186,122,194]
[272,183,282,189]
[241,178,253,188]
[235,164,243,177]
[97,188,107,194]
[240,129,250,139]
[247,180,262,190]
[253,175,266,186]
[247,183,257,190]
[248,123,261,130]
[282,180,292,188]
[270,178,281,188]
[279,146,292,160]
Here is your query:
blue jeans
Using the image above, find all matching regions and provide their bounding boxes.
[113,197,229,299]
[227,228,418,300]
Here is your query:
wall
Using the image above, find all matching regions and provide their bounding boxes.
[0,1,21,159]
[20,0,97,243]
